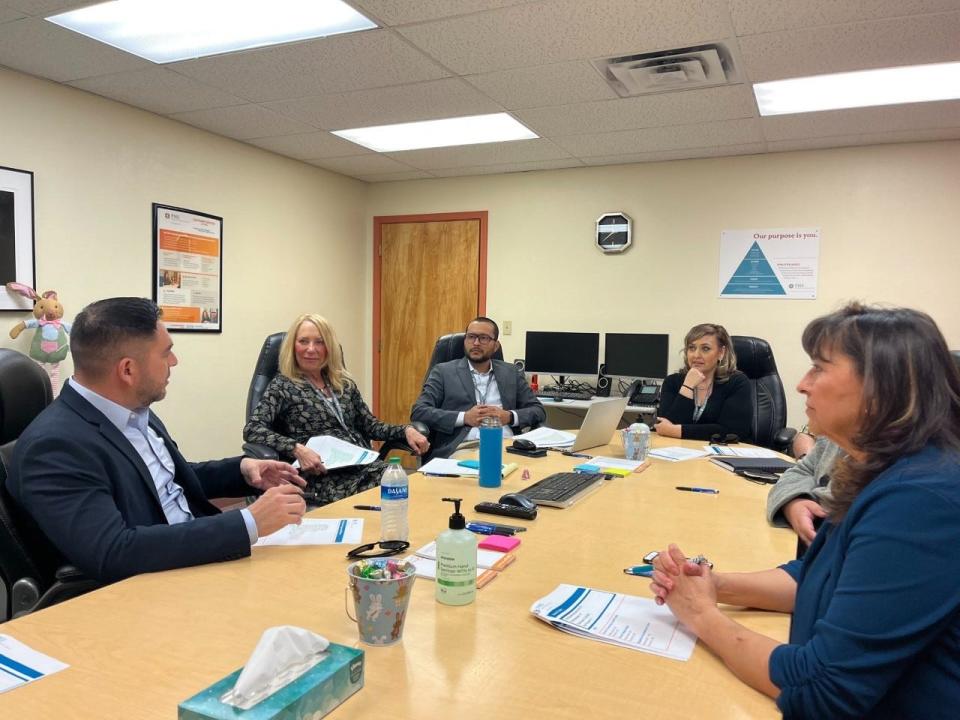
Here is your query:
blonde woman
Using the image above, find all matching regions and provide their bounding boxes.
[243,314,428,505]
[654,323,753,442]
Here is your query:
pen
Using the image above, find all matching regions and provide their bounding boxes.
[353,504,381,511]
[469,520,527,533]
[562,451,592,458]
[623,564,654,577]
[466,522,515,536]
[423,472,461,477]
[675,486,720,494]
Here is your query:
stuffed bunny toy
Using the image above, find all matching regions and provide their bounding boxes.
[7,282,72,396]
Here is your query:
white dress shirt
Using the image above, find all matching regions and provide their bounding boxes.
[456,366,517,441]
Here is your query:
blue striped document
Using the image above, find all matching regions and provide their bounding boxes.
[0,634,69,693]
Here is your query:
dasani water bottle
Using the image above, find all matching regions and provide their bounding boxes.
[380,457,409,541]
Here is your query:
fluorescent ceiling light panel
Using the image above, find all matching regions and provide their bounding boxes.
[332,113,539,152]
[46,0,376,64]
[754,62,960,116]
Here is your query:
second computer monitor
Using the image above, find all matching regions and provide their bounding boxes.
[524,331,599,376]
[604,333,669,379]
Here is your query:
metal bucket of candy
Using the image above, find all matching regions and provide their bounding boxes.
[345,559,417,646]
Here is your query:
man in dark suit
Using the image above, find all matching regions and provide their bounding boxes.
[7,297,307,584]
[412,317,545,461]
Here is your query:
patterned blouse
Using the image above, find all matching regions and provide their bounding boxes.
[243,373,408,504]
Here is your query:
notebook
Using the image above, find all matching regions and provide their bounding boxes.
[570,396,630,452]
[709,457,795,474]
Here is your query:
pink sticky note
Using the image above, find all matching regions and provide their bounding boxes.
[478,535,521,553]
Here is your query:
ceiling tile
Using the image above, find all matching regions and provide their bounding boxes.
[517,84,757,137]
[761,101,960,141]
[350,0,528,26]
[728,0,960,36]
[357,170,435,182]
[385,138,572,169]
[398,0,733,75]
[68,67,247,115]
[465,60,617,109]
[739,11,960,83]
[0,16,148,82]
[248,132,367,159]
[308,154,418,176]
[170,30,449,103]
[553,117,763,156]
[170,105,316,140]
[429,157,585,177]
[580,142,767,166]
[767,128,960,153]
[266,78,502,130]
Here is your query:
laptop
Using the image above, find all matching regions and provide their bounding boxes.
[570,396,630,452]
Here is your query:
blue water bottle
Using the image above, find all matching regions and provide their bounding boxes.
[478,416,503,488]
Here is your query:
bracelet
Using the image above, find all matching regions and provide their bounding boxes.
[682,384,695,391]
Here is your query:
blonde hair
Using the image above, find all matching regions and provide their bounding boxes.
[278,313,352,393]
[679,323,737,383]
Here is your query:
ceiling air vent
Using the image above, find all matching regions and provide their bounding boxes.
[593,42,740,98]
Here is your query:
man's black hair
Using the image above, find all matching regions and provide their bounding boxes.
[466,316,499,340]
[71,297,162,378]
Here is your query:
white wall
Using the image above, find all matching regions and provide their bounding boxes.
[0,67,368,459]
[366,141,960,430]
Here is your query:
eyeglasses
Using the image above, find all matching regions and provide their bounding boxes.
[345,540,410,559]
[710,433,740,445]
[465,333,496,345]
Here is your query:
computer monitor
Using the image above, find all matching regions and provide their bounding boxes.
[603,333,669,379]
[524,331,599,376]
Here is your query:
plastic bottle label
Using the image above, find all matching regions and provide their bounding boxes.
[381,485,409,501]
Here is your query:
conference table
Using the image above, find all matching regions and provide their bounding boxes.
[2,436,796,719]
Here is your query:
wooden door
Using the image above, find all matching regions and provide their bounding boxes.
[374,212,487,435]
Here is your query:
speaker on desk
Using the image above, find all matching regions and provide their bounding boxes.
[596,363,612,397]
[513,358,525,371]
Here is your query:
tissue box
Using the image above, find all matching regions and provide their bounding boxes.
[178,643,364,720]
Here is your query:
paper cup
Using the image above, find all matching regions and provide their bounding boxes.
[345,560,416,646]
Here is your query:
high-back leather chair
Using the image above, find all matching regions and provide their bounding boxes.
[242,333,424,460]
[0,349,97,621]
[731,336,795,451]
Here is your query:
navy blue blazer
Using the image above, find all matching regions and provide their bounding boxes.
[7,383,252,583]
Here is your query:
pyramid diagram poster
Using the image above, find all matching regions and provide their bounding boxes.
[719,228,819,299]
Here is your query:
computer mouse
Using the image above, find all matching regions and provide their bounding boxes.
[512,438,537,452]
[498,492,537,511]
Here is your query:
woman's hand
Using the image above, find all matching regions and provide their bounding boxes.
[683,367,706,390]
[293,444,326,475]
[651,545,719,628]
[653,417,681,438]
[404,426,430,455]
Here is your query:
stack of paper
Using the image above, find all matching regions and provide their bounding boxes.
[647,446,710,462]
[0,635,69,693]
[403,541,517,589]
[255,518,363,546]
[513,427,576,448]
[530,584,697,661]
[704,445,779,458]
[291,435,378,470]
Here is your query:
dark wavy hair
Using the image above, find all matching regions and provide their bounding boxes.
[802,303,960,520]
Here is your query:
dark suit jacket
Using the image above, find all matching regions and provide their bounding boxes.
[6,383,252,583]
[411,358,546,460]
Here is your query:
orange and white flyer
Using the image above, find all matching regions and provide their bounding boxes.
[153,204,222,331]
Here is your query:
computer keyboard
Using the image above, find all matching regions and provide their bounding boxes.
[518,471,607,508]
[537,390,594,401]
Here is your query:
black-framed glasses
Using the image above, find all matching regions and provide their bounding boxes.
[710,433,740,445]
[465,333,496,345]
[346,540,410,559]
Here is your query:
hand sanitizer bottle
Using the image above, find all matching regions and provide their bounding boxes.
[436,497,477,606]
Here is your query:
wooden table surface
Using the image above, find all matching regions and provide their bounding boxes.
[1,436,796,719]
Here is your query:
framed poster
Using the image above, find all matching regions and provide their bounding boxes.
[0,166,36,311]
[719,227,819,299]
[152,203,223,332]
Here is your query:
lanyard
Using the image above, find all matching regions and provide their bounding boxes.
[313,384,349,434]
[471,368,493,405]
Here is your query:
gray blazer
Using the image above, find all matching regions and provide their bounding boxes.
[766,437,842,526]
[411,358,546,461]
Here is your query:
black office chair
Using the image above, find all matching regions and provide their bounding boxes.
[731,336,796,452]
[0,349,98,621]
[242,332,425,460]
[421,332,505,384]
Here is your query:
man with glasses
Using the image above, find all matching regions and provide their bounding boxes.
[7,297,307,584]
[412,317,545,461]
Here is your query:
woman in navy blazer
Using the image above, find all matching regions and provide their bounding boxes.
[650,304,960,718]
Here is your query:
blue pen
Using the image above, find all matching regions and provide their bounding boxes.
[675,486,720,494]
[623,564,654,577]
[465,522,514,536]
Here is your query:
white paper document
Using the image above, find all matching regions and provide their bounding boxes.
[291,435,378,470]
[530,584,697,661]
[513,427,576,448]
[414,541,514,570]
[419,457,479,476]
[703,445,779,458]
[588,456,645,471]
[255,518,363,546]
[648,446,711,462]
[0,634,69,693]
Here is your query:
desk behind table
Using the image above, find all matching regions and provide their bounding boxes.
[1,437,794,720]
[539,395,656,428]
